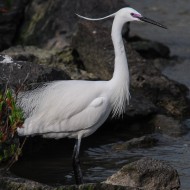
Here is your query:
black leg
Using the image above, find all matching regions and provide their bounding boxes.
[72,138,83,185]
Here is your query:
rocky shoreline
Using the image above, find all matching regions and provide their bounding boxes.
[0,0,189,189]
[0,157,181,190]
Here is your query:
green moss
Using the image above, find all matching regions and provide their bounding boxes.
[56,48,74,64]
[21,11,46,42]
[0,88,24,164]
[20,1,53,44]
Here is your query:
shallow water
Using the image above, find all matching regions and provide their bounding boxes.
[11,1,190,190]
[85,133,190,190]
[11,129,190,189]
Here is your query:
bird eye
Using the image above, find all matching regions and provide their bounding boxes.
[130,13,141,19]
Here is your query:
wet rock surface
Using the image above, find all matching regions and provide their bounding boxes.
[125,91,158,118]
[105,157,181,190]
[151,114,188,137]
[112,135,158,151]
[128,35,170,59]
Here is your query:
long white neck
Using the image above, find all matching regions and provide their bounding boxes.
[110,16,130,117]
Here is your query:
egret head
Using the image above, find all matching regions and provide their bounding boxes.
[117,7,167,29]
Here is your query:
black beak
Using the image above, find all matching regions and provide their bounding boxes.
[139,17,167,29]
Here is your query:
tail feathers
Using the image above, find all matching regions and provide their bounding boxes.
[17,117,41,136]
[17,127,27,136]
[17,122,34,136]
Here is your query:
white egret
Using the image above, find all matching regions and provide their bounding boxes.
[17,7,166,184]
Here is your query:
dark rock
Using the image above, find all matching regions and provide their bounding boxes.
[0,174,53,190]
[0,54,70,90]
[105,157,181,190]
[0,0,28,51]
[129,50,189,118]
[73,22,114,80]
[112,136,158,151]
[151,114,188,137]
[19,0,127,49]
[129,35,170,59]
[151,58,173,71]
[125,91,158,118]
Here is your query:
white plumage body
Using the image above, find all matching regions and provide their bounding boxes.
[18,80,114,139]
[18,72,129,139]
[17,8,135,140]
